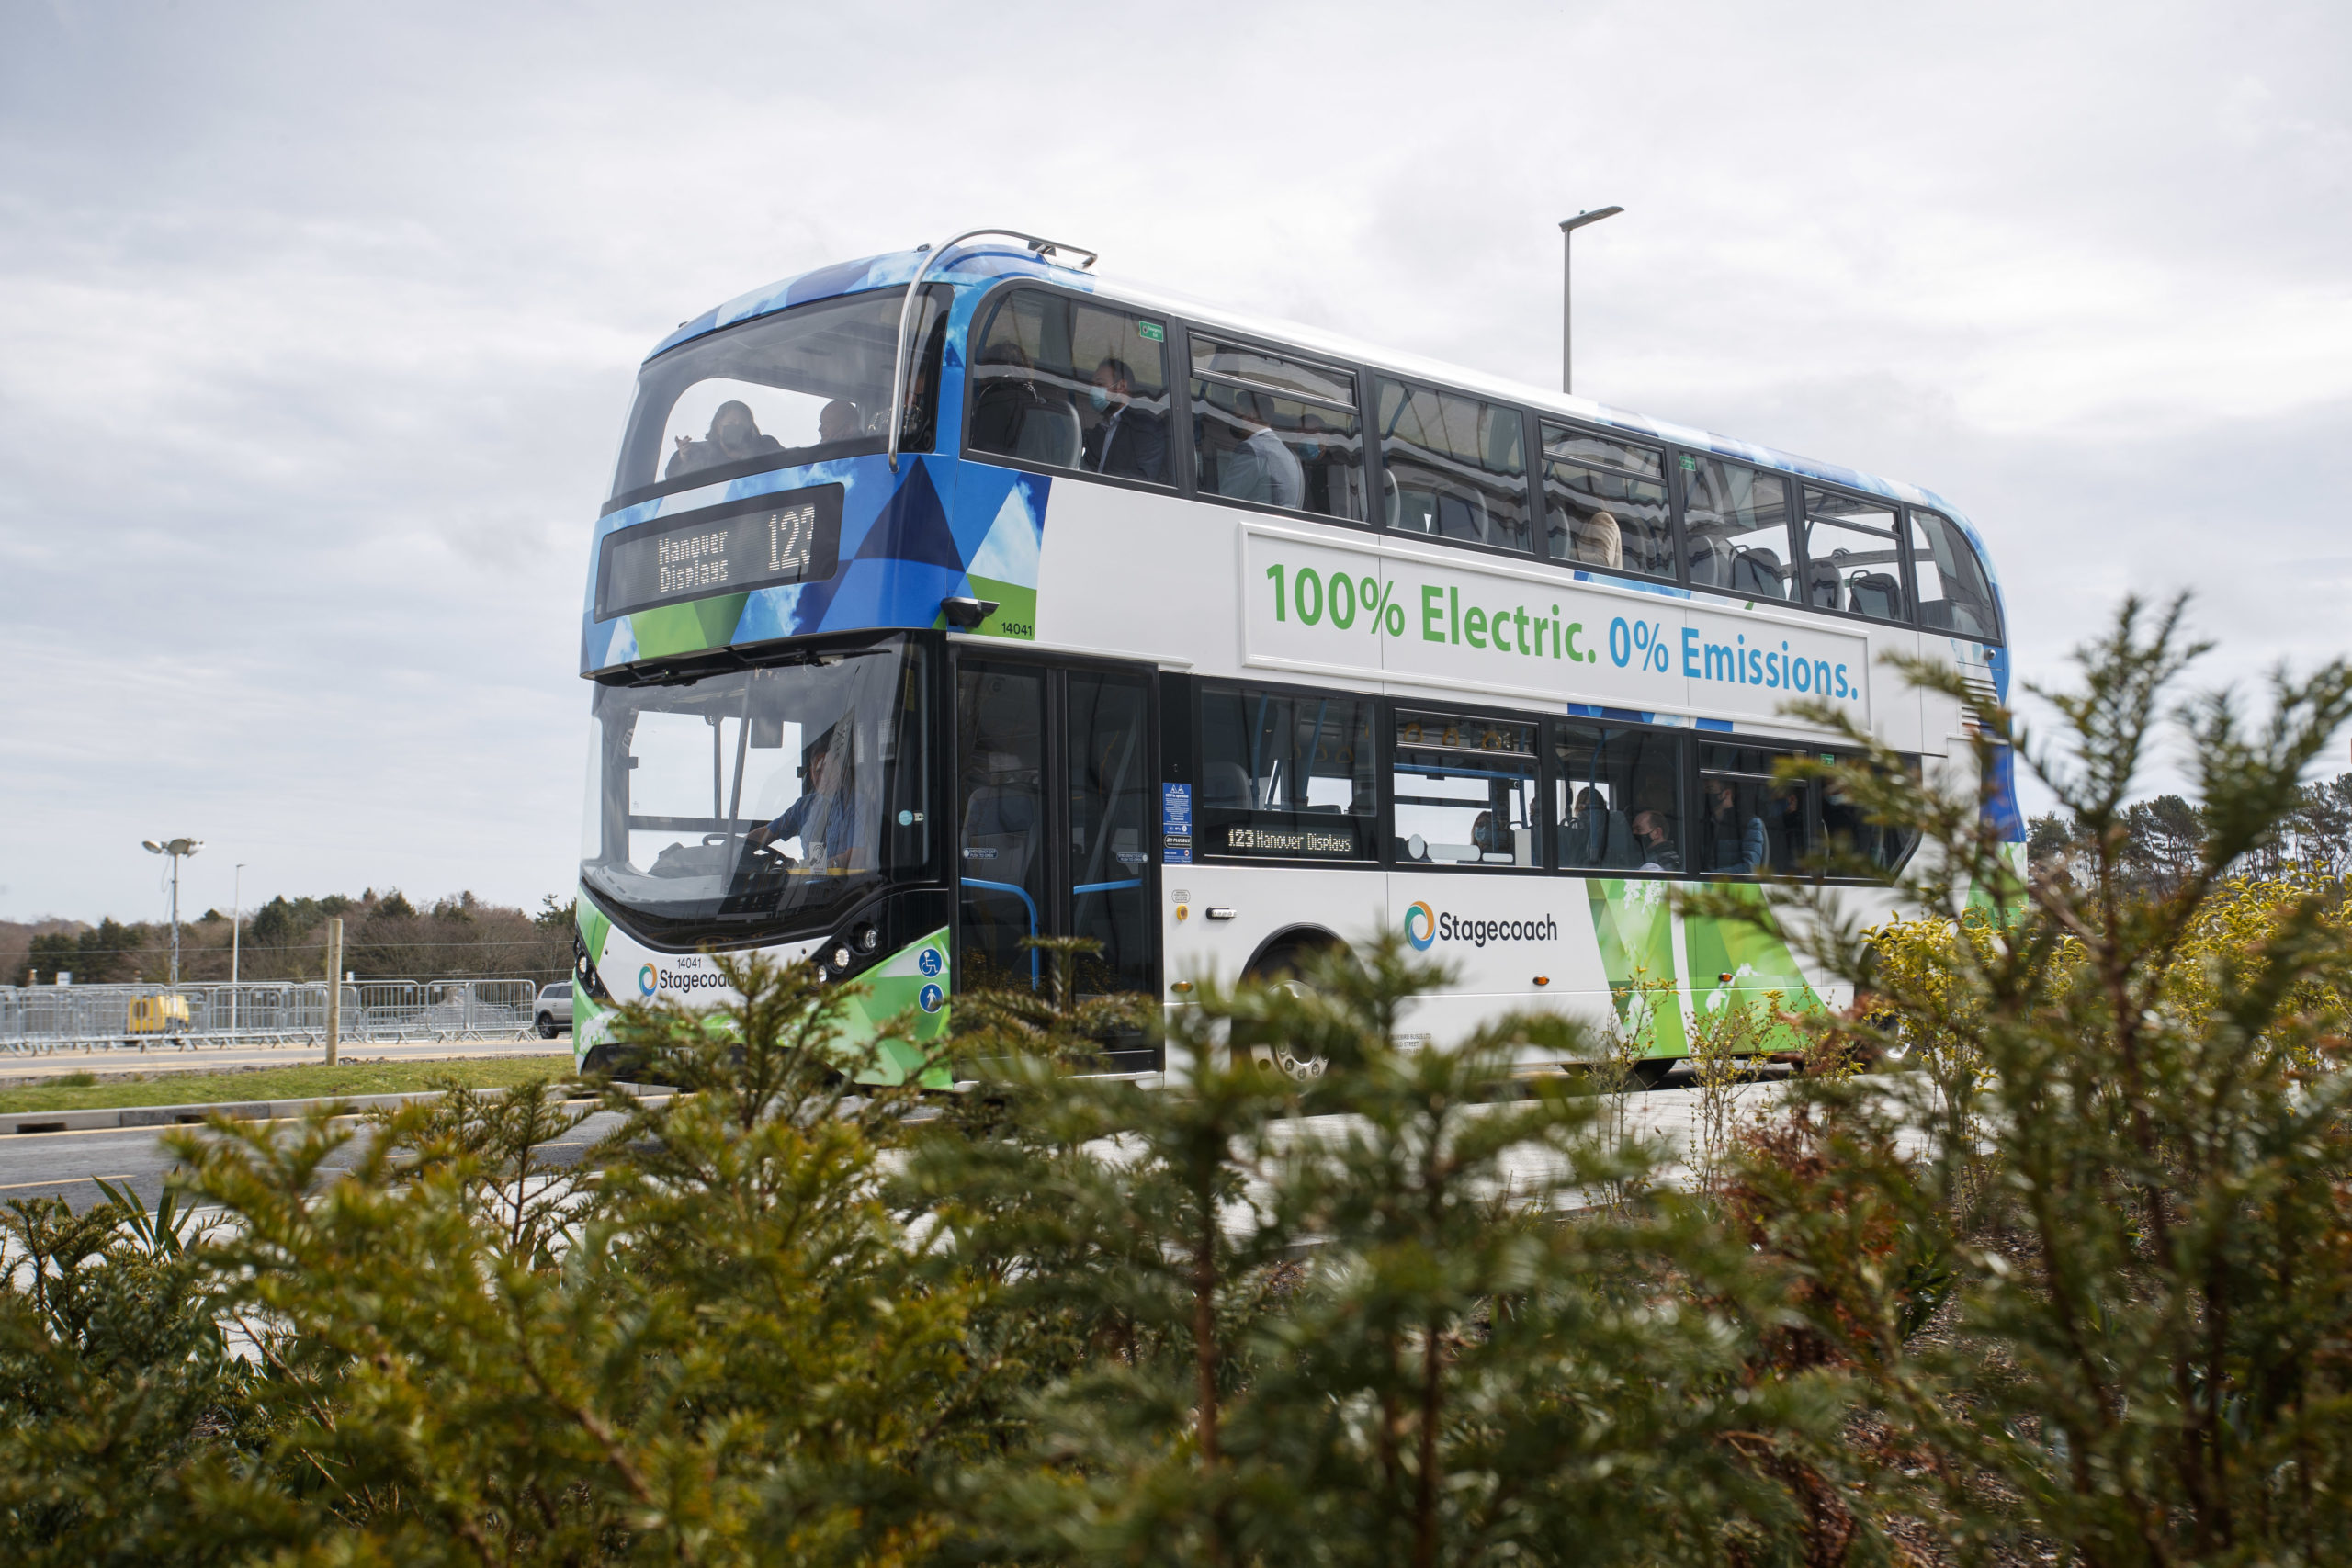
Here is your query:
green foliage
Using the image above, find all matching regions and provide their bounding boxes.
[1731,593,2352,1565]
[4,594,2349,1566]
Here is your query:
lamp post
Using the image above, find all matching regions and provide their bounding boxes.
[1558,206,1623,396]
[141,838,202,987]
[231,863,244,1032]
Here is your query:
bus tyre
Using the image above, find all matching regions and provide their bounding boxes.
[1242,938,1338,1083]
[1629,1057,1680,1090]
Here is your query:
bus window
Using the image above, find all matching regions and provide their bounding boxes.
[1554,722,1682,874]
[1821,761,1921,873]
[1374,379,1531,551]
[1682,457,1793,600]
[1540,426,1673,580]
[968,289,1172,486]
[1800,489,1906,622]
[1197,685,1376,861]
[1908,509,2002,641]
[1695,745,1811,876]
[611,287,950,500]
[1189,337,1364,521]
[1392,712,1539,868]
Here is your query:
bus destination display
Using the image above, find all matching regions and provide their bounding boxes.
[594,484,842,621]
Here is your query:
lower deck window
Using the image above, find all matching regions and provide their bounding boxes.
[1555,722,1683,873]
[1197,686,1377,860]
[1696,744,1812,876]
[1392,712,1539,867]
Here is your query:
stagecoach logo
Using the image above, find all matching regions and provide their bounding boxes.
[638,964,658,997]
[1402,902,1559,951]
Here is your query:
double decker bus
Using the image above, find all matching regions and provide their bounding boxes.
[570,228,2018,1079]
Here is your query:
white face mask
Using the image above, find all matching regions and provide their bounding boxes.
[1088,385,1113,412]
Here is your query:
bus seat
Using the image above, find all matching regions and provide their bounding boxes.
[1013,400,1081,468]
[1602,811,1638,869]
[1200,761,1254,810]
[961,785,1038,882]
[1731,547,1785,599]
[1849,572,1902,619]
[1804,558,1839,608]
[1686,536,1730,588]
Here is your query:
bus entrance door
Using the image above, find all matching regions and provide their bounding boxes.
[954,658,1156,1018]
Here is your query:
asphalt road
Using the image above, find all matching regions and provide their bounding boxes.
[0,1078,1785,1215]
[0,1033,575,1084]
[0,1106,631,1212]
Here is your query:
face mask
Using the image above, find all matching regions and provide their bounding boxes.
[1088,386,1112,412]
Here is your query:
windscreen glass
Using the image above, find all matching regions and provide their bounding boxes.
[610,287,950,500]
[582,638,931,943]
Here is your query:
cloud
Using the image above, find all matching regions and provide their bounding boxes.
[2,0,2346,919]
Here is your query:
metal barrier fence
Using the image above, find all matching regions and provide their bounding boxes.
[0,979,548,1055]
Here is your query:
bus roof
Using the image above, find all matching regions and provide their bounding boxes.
[646,241,1984,552]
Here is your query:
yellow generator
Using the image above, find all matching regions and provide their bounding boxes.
[126,993,193,1045]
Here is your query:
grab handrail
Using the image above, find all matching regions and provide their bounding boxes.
[888,227,1098,472]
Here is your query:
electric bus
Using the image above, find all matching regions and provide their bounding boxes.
[570,228,2018,1080]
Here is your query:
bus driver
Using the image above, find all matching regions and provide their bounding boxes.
[746,729,860,870]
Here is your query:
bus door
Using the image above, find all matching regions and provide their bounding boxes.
[953,657,1156,1007]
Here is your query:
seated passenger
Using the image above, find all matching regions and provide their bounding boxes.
[1577,508,1623,569]
[668,400,786,479]
[1563,786,1606,865]
[818,399,863,444]
[1081,357,1168,482]
[1216,389,1305,509]
[1631,810,1680,873]
[1703,779,1766,874]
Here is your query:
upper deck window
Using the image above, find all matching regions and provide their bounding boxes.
[1800,489,1906,623]
[1909,508,2002,642]
[1683,457,1794,601]
[610,287,949,504]
[967,289,1172,486]
[1189,338,1364,521]
[1374,379,1532,552]
[1541,425,1673,581]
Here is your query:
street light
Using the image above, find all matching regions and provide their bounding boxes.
[1558,206,1623,396]
[232,863,245,1032]
[141,837,202,987]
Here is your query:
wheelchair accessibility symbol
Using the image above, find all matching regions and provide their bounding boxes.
[917,947,943,977]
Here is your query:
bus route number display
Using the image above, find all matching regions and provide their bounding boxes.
[594,484,843,621]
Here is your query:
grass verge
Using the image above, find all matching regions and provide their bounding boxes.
[0,1055,576,1115]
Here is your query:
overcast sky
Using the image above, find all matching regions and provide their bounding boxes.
[3,0,2346,926]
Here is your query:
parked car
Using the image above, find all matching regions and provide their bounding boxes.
[534,982,573,1038]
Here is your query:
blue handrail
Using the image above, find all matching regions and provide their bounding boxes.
[960,878,1041,987]
[1072,878,1142,897]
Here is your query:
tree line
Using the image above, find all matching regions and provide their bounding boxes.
[7,889,575,987]
[3,597,2350,1566]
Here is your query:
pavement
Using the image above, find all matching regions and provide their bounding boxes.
[0,1032,575,1083]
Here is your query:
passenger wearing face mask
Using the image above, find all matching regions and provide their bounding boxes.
[1080,356,1167,483]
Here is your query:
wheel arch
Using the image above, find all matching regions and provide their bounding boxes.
[1242,924,1348,979]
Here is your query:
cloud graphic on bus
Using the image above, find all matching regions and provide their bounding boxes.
[1403,901,1436,951]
